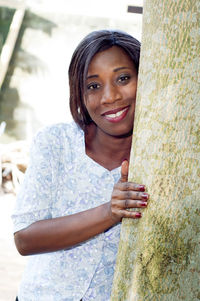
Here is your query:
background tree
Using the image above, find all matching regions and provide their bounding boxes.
[111,0,200,300]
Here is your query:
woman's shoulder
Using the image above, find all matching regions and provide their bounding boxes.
[33,121,83,146]
[28,121,84,166]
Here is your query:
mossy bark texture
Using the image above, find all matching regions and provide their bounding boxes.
[111,0,200,300]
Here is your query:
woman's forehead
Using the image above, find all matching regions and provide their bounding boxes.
[87,46,134,75]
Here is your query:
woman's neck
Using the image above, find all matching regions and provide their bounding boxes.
[85,124,132,171]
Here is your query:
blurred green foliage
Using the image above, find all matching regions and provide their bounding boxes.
[0,6,15,53]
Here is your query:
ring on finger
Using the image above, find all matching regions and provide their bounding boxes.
[124,199,129,209]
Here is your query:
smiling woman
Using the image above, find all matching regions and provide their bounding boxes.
[85,46,137,138]
[69,30,140,130]
[12,30,148,301]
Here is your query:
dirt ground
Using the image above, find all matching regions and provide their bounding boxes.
[0,192,26,300]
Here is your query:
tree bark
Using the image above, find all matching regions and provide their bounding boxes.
[111,0,200,300]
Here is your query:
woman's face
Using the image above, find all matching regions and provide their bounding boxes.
[84,46,138,138]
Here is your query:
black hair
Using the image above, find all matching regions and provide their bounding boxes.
[68,29,141,131]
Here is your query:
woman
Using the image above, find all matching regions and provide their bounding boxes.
[12,29,149,301]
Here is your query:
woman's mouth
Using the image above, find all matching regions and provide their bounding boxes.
[103,106,130,123]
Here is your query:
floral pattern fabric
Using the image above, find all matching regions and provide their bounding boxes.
[12,122,121,301]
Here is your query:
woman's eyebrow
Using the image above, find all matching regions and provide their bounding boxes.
[86,74,99,79]
[113,66,131,72]
[86,67,131,79]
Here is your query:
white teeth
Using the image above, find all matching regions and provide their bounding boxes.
[107,113,116,118]
[116,110,123,117]
[106,108,127,118]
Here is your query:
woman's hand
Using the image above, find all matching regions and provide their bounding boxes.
[109,160,149,223]
[14,160,148,255]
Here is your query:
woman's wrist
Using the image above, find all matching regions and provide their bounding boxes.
[102,202,120,226]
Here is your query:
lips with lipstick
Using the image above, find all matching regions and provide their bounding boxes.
[102,106,130,123]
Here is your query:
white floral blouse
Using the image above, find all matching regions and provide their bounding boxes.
[12,122,121,301]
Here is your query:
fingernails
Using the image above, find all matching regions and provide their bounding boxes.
[135,212,142,218]
[141,193,149,200]
[139,185,145,192]
[122,158,128,163]
[140,201,147,207]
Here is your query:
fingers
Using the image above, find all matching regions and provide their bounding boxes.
[116,181,146,192]
[110,195,149,222]
[126,191,148,201]
[110,204,143,222]
[110,160,149,222]
[112,186,148,201]
[112,198,148,211]
[121,210,142,219]
[123,199,148,209]
[118,160,146,192]
[120,160,129,183]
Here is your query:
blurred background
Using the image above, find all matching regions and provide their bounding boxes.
[0,0,143,299]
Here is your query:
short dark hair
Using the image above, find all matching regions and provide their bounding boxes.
[68,29,141,131]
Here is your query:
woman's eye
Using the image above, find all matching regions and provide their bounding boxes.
[118,75,130,83]
[87,83,100,90]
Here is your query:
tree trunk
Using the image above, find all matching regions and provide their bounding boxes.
[111,0,200,300]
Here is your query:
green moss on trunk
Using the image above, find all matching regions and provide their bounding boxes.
[111,0,200,300]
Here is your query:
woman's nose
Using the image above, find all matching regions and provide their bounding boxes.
[101,84,121,104]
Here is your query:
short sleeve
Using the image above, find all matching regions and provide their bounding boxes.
[12,127,58,233]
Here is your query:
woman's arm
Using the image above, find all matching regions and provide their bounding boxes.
[14,161,149,255]
[14,203,115,255]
